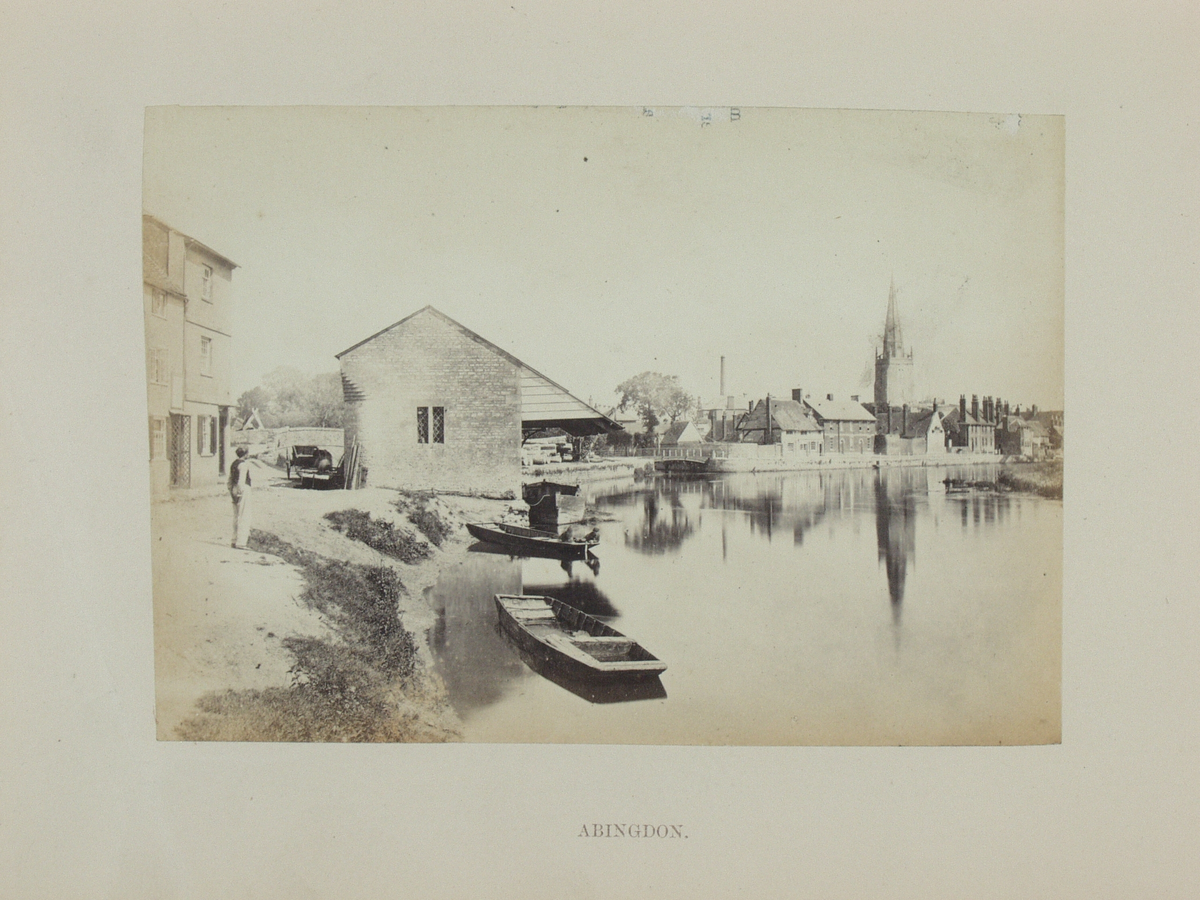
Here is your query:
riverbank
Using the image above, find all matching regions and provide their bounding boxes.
[152,469,510,741]
[706,453,1001,473]
[523,458,650,483]
[997,459,1064,499]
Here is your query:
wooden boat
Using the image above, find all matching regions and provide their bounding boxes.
[494,594,666,681]
[466,522,598,560]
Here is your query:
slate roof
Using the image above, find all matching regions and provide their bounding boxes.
[901,408,943,439]
[337,305,621,435]
[737,399,822,434]
[942,407,985,431]
[805,396,877,423]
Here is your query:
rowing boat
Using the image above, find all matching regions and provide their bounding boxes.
[494,594,666,681]
[466,522,598,560]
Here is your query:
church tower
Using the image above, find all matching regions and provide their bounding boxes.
[874,279,915,411]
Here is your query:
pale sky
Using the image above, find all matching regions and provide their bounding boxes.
[144,106,1064,411]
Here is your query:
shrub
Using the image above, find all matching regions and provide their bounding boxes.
[185,531,432,742]
[396,491,455,548]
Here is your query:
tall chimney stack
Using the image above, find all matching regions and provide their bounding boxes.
[719,356,726,397]
[971,395,979,421]
[792,388,803,403]
[960,395,967,421]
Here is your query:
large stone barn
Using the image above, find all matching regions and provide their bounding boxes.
[336,306,619,497]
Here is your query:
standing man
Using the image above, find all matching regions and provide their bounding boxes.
[229,446,258,549]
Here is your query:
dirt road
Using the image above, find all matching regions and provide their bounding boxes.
[151,468,504,741]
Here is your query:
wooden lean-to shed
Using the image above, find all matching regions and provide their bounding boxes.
[336,306,620,497]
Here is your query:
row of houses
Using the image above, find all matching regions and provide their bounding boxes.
[685,389,1060,460]
[677,283,1061,460]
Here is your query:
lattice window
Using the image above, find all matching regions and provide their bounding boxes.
[416,407,429,443]
[432,406,444,443]
[170,414,191,487]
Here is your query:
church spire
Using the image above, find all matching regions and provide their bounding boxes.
[883,277,904,358]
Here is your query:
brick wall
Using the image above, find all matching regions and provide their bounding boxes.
[822,420,875,454]
[340,310,521,497]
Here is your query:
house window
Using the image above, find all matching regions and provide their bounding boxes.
[148,286,167,318]
[149,417,166,460]
[417,407,429,443]
[196,415,218,456]
[148,348,169,385]
[201,264,213,300]
[200,336,213,376]
[432,406,445,443]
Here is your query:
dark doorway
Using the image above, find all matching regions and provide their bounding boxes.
[218,406,228,475]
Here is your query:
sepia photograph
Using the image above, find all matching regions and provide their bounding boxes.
[7,1,1200,897]
[145,105,1062,745]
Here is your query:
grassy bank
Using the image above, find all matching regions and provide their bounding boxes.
[176,528,461,742]
[997,460,1063,499]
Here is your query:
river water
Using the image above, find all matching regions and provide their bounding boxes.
[427,464,1060,745]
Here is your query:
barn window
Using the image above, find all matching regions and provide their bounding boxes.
[201,264,213,300]
[432,406,445,443]
[417,407,429,443]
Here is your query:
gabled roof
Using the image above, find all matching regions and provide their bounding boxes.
[142,214,239,270]
[661,421,703,445]
[902,408,943,439]
[805,396,877,423]
[942,407,986,430]
[738,399,822,434]
[337,305,621,435]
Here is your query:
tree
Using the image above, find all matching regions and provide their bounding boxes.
[237,367,345,428]
[615,372,695,434]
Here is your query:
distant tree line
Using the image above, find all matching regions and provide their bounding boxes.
[237,367,344,428]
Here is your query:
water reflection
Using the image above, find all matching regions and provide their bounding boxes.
[623,490,695,555]
[522,579,620,617]
[874,469,918,617]
[428,463,1060,744]
[703,474,833,546]
[466,540,600,576]
[426,551,525,712]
